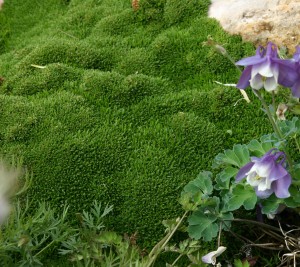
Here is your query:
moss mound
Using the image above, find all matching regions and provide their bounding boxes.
[0,0,270,247]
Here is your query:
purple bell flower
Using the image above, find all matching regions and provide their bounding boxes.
[236,42,298,92]
[289,46,300,97]
[236,149,291,199]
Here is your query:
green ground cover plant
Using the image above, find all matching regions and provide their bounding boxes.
[0,0,271,252]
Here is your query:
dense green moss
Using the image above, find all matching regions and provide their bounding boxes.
[15,39,115,71]
[80,70,172,107]
[163,0,210,25]
[2,63,82,95]
[0,0,270,248]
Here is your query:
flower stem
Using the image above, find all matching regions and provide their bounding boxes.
[294,136,300,153]
[146,210,189,267]
[254,90,281,137]
[254,89,294,170]
[171,254,184,266]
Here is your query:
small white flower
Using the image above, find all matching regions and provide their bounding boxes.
[202,246,227,265]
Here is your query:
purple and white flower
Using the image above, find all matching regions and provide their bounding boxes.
[236,42,298,92]
[202,246,226,265]
[236,149,291,199]
[289,46,300,97]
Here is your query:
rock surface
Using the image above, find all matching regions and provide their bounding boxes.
[208,0,300,53]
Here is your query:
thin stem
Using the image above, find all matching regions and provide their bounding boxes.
[260,228,285,242]
[294,136,300,153]
[217,222,222,248]
[162,211,188,248]
[34,239,55,257]
[242,243,283,251]
[254,90,282,138]
[146,210,189,267]
[226,218,282,232]
[272,91,276,108]
[227,227,254,244]
[171,254,184,266]
[254,89,294,170]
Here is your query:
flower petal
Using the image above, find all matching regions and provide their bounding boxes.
[256,177,272,191]
[255,187,273,199]
[250,74,263,90]
[235,46,265,66]
[202,246,227,264]
[202,251,217,264]
[253,163,273,178]
[215,246,227,256]
[291,80,300,98]
[268,163,288,181]
[293,46,300,61]
[236,66,251,89]
[236,162,254,181]
[264,76,277,92]
[246,171,262,187]
[277,61,298,87]
[252,61,273,77]
[236,56,265,66]
[272,174,291,198]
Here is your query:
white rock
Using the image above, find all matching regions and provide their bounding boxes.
[208,0,300,53]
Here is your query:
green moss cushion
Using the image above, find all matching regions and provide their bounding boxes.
[0,0,270,247]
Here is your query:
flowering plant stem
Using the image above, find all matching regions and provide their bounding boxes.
[254,89,294,171]
[294,136,300,153]
[146,210,189,267]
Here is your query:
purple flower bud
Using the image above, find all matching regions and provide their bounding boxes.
[236,149,291,199]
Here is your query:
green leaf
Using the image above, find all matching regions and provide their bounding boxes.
[260,194,282,214]
[293,164,300,180]
[247,139,268,156]
[182,171,213,197]
[247,135,275,156]
[284,185,300,207]
[278,117,300,137]
[224,184,257,212]
[187,210,219,241]
[213,144,250,169]
[202,196,220,212]
[96,231,122,245]
[219,212,234,231]
[290,104,300,115]
[234,259,250,267]
[215,166,238,190]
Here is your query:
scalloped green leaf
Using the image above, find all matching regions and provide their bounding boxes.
[247,139,267,156]
[215,166,238,190]
[260,194,282,214]
[219,212,234,231]
[278,117,300,137]
[213,144,250,169]
[182,171,213,197]
[247,135,275,156]
[187,210,219,241]
[284,185,300,208]
[224,184,257,212]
